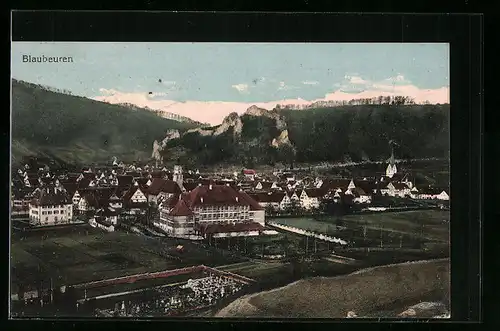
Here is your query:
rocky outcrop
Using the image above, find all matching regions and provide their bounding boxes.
[271,129,292,148]
[214,112,243,136]
[151,129,181,162]
[245,105,287,131]
[186,127,214,136]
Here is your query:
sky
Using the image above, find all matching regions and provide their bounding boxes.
[11,42,449,124]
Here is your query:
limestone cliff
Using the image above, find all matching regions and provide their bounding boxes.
[151,129,181,162]
[186,127,214,136]
[271,129,293,148]
[214,112,243,136]
[245,105,287,131]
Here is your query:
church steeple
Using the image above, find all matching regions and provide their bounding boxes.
[386,142,397,178]
[389,143,395,166]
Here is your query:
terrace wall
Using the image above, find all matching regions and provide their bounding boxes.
[267,222,348,245]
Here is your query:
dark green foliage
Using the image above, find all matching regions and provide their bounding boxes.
[163,104,449,167]
[282,104,449,163]
[11,79,196,165]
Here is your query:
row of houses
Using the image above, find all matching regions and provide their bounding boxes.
[12,160,449,234]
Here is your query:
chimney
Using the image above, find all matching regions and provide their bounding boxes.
[209,184,213,190]
[200,197,204,203]
[235,197,239,202]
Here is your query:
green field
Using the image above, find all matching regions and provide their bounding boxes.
[341,210,450,242]
[271,210,450,243]
[10,229,244,289]
[271,217,342,236]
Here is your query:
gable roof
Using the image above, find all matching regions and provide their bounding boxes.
[304,188,326,198]
[30,186,71,206]
[249,191,286,203]
[169,199,194,216]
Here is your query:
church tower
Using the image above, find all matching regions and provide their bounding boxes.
[173,165,184,191]
[385,146,397,178]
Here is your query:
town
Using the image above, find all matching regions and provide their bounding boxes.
[10,151,450,318]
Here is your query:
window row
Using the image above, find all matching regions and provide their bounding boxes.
[41,210,65,215]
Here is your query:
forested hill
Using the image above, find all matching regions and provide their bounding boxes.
[282,104,450,164]
[163,104,449,168]
[11,79,197,166]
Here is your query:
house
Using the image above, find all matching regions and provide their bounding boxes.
[28,185,73,226]
[254,181,273,191]
[122,186,148,214]
[94,207,119,227]
[249,191,287,211]
[353,179,377,192]
[242,169,256,181]
[157,181,183,205]
[417,187,450,200]
[89,217,115,232]
[380,182,411,197]
[299,188,324,210]
[11,187,33,215]
[157,184,265,238]
[76,190,99,214]
[351,187,372,204]
[321,178,351,193]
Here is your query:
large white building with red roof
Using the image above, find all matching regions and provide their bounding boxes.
[156,184,265,238]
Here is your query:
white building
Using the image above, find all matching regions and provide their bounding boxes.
[299,188,324,210]
[157,184,265,238]
[28,186,73,226]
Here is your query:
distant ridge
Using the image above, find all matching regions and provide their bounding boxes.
[11,79,198,166]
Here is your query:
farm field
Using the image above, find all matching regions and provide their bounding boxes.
[270,210,450,243]
[216,258,450,318]
[10,229,244,290]
[270,217,344,237]
[341,210,450,242]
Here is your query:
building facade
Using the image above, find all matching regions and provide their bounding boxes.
[157,184,265,238]
[28,186,73,226]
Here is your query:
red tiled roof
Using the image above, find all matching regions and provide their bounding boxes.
[196,222,264,235]
[117,175,133,187]
[62,183,78,197]
[250,191,286,203]
[237,190,264,210]
[183,185,251,209]
[122,186,145,202]
[147,178,167,195]
[30,186,71,206]
[391,182,410,190]
[323,179,351,191]
[182,182,198,192]
[170,199,194,216]
[160,180,182,194]
[353,180,377,194]
[351,187,367,197]
[243,169,256,175]
[304,188,326,198]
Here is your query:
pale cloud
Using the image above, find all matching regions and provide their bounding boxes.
[302,80,319,85]
[349,76,369,84]
[277,81,298,91]
[94,73,449,126]
[232,83,249,93]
